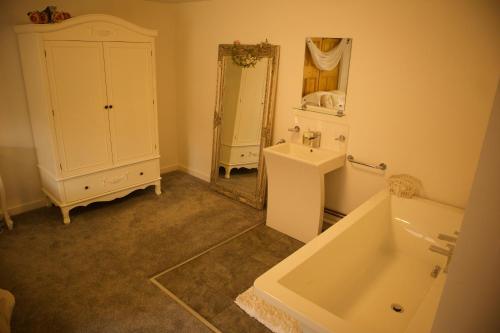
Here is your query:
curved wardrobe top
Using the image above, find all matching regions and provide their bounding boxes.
[14,14,157,40]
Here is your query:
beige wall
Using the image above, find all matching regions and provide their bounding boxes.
[431,83,500,333]
[174,0,500,212]
[0,0,178,213]
[1,0,499,215]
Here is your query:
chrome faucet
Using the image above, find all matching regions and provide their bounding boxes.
[302,130,321,148]
[276,138,286,145]
[429,231,459,273]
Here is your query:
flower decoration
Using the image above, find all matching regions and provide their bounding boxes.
[231,40,271,68]
[27,6,71,24]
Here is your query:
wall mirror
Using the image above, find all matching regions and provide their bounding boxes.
[299,37,352,117]
[210,43,280,209]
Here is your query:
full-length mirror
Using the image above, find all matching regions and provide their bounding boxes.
[299,37,352,116]
[210,42,280,209]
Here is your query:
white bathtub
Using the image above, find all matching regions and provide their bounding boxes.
[254,190,463,333]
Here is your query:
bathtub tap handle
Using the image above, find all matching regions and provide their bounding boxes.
[429,244,451,256]
[438,233,458,243]
[429,244,455,273]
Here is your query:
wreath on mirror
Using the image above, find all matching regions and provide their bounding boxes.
[231,40,270,68]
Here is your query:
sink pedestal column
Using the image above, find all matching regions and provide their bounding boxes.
[265,156,325,243]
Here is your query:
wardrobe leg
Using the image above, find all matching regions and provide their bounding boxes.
[154,181,162,196]
[0,175,13,230]
[3,216,13,231]
[60,207,71,225]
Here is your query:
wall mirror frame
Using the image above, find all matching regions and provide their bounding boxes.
[210,43,280,209]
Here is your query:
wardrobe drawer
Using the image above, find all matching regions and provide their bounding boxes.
[63,160,159,202]
[220,145,260,165]
[229,146,260,164]
[64,175,103,203]
[121,160,159,186]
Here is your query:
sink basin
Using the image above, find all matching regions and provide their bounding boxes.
[263,143,345,175]
[263,143,345,242]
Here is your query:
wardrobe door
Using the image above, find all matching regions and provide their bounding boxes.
[233,59,267,146]
[45,41,113,174]
[103,42,156,164]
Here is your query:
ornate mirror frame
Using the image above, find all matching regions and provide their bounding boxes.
[210,43,280,209]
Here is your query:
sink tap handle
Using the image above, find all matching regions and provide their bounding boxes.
[335,135,346,142]
[288,125,300,133]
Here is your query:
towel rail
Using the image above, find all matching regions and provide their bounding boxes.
[347,155,387,170]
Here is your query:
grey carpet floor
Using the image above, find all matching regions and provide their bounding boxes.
[155,224,303,333]
[0,171,266,333]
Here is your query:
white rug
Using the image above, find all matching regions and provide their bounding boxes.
[235,287,302,333]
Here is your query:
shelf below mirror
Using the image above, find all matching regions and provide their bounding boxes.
[293,106,346,117]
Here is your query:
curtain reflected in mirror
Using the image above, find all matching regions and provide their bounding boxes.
[300,37,352,117]
[210,43,280,209]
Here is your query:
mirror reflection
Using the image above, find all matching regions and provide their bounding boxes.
[217,56,267,194]
[210,43,279,209]
[300,37,352,116]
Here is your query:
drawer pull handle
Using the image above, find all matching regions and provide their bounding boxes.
[140,172,144,176]
[84,186,89,190]
[241,154,245,157]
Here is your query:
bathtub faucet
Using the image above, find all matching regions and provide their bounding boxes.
[429,244,455,273]
[429,231,459,273]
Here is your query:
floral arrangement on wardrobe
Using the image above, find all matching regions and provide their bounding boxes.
[27,6,71,24]
[231,40,271,68]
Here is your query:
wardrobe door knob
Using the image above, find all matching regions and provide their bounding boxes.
[109,105,113,109]
[140,172,144,176]
[84,186,89,190]
[104,105,109,109]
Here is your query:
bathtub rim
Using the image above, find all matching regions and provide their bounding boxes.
[254,190,464,333]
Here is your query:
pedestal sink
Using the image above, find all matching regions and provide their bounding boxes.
[263,143,345,242]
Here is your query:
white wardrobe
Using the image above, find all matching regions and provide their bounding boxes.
[15,15,161,224]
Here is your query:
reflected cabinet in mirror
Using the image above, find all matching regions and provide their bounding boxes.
[210,43,280,209]
[300,37,352,116]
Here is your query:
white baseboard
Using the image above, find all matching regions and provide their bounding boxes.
[178,165,211,182]
[323,212,341,225]
[1,197,48,217]
[159,164,210,182]
[160,164,179,175]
